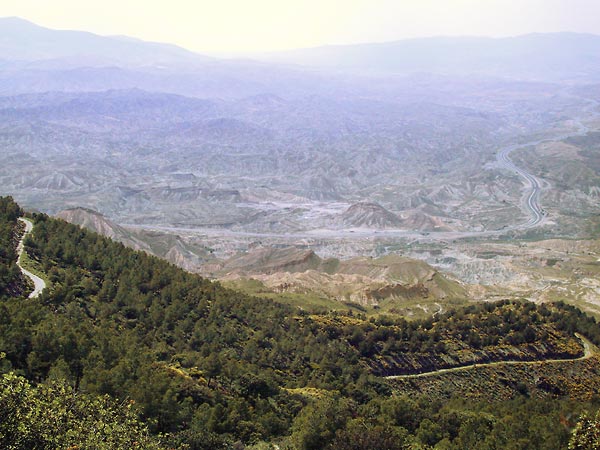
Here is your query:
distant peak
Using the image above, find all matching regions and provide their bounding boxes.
[0,16,53,35]
[0,16,29,22]
[0,16,42,26]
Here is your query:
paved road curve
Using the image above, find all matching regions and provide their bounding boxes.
[496,143,546,228]
[495,96,599,230]
[17,218,46,298]
[385,333,596,380]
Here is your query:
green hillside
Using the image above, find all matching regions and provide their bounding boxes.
[1,196,600,449]
[0,197,25,299]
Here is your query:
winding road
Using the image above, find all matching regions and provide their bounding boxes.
[496,143,546,228]
[385,333,596,380]
[17,218,46,299]
[495,95,599,230]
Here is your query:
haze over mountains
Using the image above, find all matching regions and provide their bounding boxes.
[260,33,600,81]
[1,17,600,309]
[0,17,208,68]
[3,12,600,449]
[1,18,594,218]
[4,17,600,81]
[0,17,328,98]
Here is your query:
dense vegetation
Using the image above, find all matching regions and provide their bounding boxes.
[1,196,599,448]
[0,367,162,449]
[308,299,600,376]
[3,204,380,447]
[0,197,24,299]
[569,410,600,449]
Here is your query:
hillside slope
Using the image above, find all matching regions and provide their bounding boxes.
[219,246,467,314]
[57,207,214,271]
[2,197,600,448]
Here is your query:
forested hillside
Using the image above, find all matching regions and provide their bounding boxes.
[0,196,25,299]
[1,196,600,449]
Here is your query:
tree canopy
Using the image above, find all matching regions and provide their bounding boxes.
[0,196,598,449]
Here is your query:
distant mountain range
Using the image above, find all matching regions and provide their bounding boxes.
[0,17,334,99]
[1,16,599,242]
[2,17,600,84]
[259,33,600,81]
[0,16,209,68]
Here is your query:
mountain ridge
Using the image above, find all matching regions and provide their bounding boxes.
[0,16,210,68]
[3,17,600,82]
[256,32,600,80]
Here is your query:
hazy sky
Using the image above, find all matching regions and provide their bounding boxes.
[2,0,600,53]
